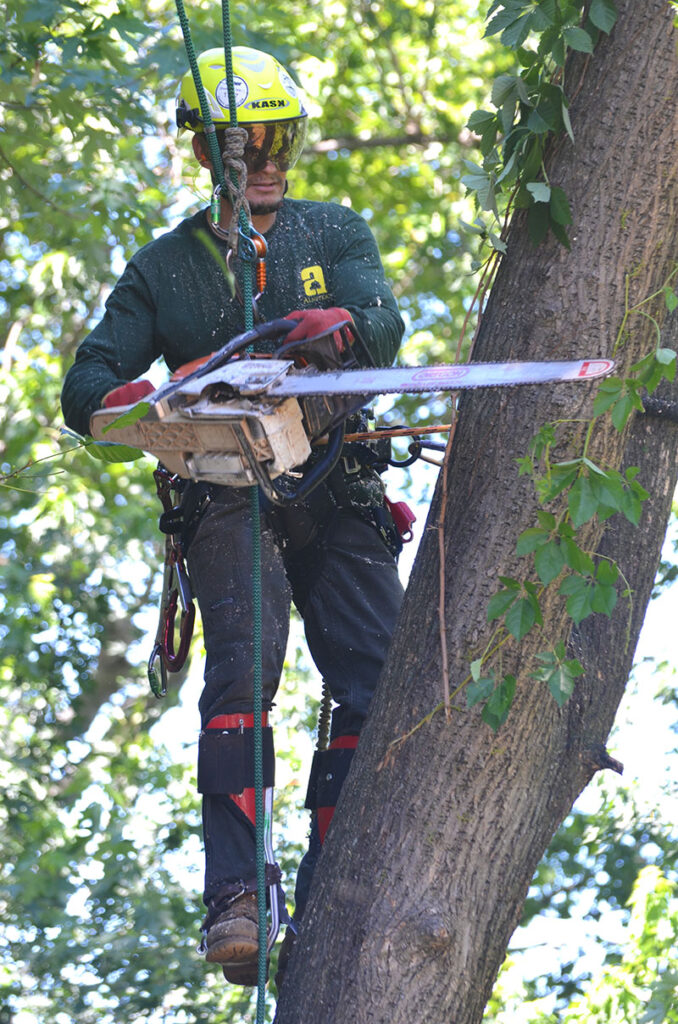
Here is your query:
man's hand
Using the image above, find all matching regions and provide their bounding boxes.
[102,380,155,408]
[284,307,354,350]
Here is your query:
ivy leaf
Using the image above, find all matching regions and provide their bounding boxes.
[561,101,575,144]
[84,439,145,463]
[516,526,549,556]
[610,392,636,431]
[664,288,678,313]
[527,202,550,245]
[550,186,572,225]
[568,474,598,528]
[481,674,517,732]
[596,559,619,585]
[487,587,519,621]
[467,109,497,134]
[527,181,551,203]
[536,511,557,531]
[467,676,495,708]
[101,400,151,433]
[491,74,520,108]
[589,0,618,34]
[562,539,595,576]
[593,376,623,416]
[559,575,594,625]
[532,651,583,707]
[505,596,537,640]
[591,582,618,616]
[534,539,566,584]
[563,26,595,53]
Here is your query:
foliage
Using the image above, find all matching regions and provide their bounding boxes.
[462,0,618,254]
[1,0,676,1022]
[465,269,677,732]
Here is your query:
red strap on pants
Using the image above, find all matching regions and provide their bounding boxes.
[317,735,359,843]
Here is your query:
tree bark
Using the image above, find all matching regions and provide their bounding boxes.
[276,3,678,1021]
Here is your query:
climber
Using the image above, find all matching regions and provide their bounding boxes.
[61,44,405,987]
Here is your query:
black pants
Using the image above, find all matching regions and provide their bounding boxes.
[185,481,404,913]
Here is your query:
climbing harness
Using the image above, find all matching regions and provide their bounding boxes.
[147,466,196,698]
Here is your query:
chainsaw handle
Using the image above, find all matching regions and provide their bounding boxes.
[269,423,346,506]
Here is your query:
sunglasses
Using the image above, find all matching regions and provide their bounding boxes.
[239,120,308,173]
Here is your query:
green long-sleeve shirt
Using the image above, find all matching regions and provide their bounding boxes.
[62,198,404,436]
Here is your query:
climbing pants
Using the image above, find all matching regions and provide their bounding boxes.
[184,480,404,913]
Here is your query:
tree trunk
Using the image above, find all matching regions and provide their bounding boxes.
[276,3,678,1021]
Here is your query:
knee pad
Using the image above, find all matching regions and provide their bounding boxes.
[198,712,274,826]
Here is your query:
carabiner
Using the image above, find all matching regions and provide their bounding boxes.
[148,642,168,699]
[161,560,196,672]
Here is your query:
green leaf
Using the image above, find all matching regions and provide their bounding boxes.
[534,539,566,584]
[563,26,595,53]
[536,510,557,530]
[562,539,595,576]
[101,400,151,433]
[559,575,594,625]
[665,288,678,313]
[610,393,636,431]
[561,101,575,144]
[467,676,495,707]
[546,661,580,706]
[485,9,524,38]
[467,109,497,134]
[656,346,677,367]
[526,108,552,134]
[491,74,520,108]
[568,474,598,528]
[501,14,532,49]
[593,376,623,415]
[550,186,572,225]
[589,0,618,34]
[591,581,618,616]
[527,201,550,245]
[84,440,145,463]
[505,596,536,640]
[596,559,619,585]
[481,674,517,731]
[470,658,483,682]
[527,181,551,203]
[487,587,519,621]
[516,527,549,556]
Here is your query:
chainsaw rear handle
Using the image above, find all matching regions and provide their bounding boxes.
[262,422,346,506]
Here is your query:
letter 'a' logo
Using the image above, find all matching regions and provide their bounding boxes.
[301,265,327,297]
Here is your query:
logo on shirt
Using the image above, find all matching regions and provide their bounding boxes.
[301,265,327,297]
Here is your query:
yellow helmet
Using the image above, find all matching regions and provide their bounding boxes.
[177,46,307,127]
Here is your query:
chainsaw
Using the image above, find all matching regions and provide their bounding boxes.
[90,317,614,506]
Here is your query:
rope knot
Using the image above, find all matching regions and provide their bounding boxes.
[220,126,251,254]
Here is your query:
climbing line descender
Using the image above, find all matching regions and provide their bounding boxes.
[147,465,196,698]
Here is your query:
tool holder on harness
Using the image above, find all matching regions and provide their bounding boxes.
[147,465,196,698]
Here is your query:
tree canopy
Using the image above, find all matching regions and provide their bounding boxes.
[1,1,676,1022]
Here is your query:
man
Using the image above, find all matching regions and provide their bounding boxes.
[61,45,405,986]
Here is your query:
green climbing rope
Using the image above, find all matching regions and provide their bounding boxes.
[174,2,267,1018]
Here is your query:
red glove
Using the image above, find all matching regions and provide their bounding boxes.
[284,307,354,350]
[102,379,155,408]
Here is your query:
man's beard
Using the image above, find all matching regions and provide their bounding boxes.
[248,197,285,216]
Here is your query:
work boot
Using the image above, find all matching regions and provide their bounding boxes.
[274,926,297,992]
[205,893,260,983]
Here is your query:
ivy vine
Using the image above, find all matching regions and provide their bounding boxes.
[468,272,677,731]
[462,0,619,253]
